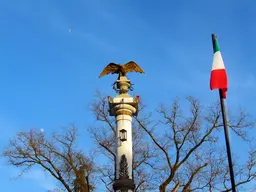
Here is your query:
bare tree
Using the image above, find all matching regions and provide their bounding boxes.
[3,94,256,192]
[136,97,256,192]
[90,93,256,192]
[3,125,94,192]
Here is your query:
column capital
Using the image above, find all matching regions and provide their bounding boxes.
[109,96,139,117]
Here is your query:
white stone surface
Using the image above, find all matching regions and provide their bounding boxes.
[113,97,134,103]
[116,114,133,179]
[110,93,138,191]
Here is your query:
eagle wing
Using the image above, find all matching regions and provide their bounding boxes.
[99,63,120,77]
[124,61,145,73]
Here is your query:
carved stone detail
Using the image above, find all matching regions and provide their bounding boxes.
[116,110,132,116]
[113,179,135,191]
[119,154,129,179]
[111,103,136,117]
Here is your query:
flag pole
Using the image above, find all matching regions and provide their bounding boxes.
[219,89,236,192]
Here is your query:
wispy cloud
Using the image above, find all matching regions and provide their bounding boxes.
[0,116,20,145]
[22,168,57,190]
[0,158,57,191]
[80,32,116,52]
[82,0,117,23]
[41,1,117,53]
[229,73,256,92]
[237,74,256,89]
[0,158,6,170]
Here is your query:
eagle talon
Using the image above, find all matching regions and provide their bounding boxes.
[112,82,118,93]
[129,83,134,91]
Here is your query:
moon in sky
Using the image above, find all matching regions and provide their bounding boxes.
[40,128,44,133]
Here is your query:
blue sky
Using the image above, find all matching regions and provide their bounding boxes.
[0,0,256,191]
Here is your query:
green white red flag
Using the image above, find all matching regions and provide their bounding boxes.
[210,34,228,98]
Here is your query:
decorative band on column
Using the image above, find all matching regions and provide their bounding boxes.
[110,104,136,116]
[116,109,133,116]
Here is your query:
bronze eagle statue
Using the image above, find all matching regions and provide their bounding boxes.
[99,61,144,78]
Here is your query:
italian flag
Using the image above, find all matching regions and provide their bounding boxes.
[210,34,228,98]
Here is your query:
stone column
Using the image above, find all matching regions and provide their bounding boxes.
[109,96,138,192]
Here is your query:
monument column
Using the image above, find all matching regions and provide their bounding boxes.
[109,77,138,192]
[99,61,144,192]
